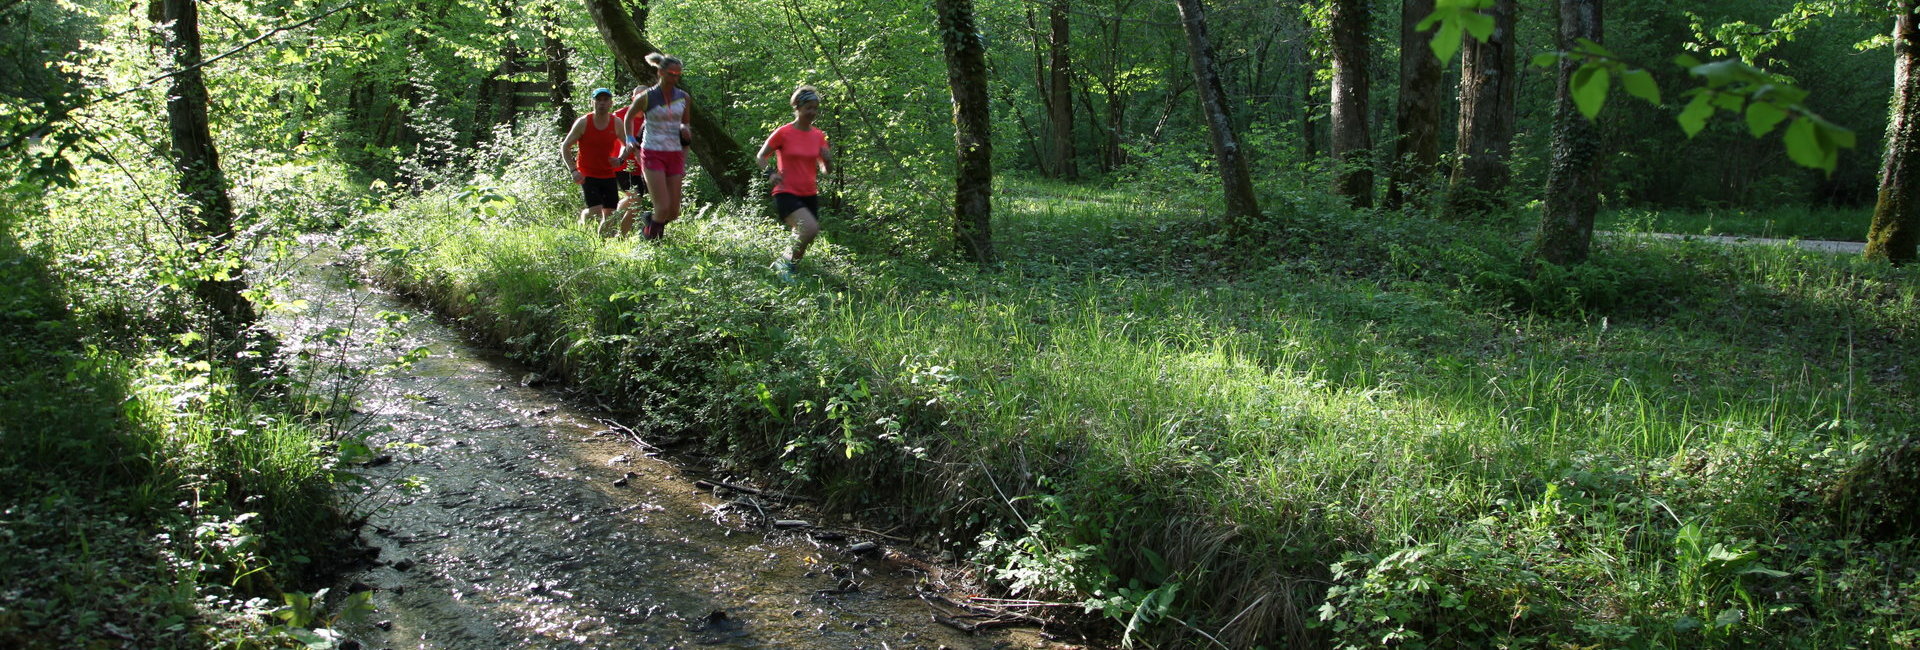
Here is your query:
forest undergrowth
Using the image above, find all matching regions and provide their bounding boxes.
[361,127,1920,648]
[1,160,387,647]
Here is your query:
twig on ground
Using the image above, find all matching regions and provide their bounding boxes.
[693,478,812,502]
[845,526,909,542]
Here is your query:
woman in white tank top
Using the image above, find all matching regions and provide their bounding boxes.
[629,52,693,239]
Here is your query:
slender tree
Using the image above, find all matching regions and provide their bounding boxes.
[542,8,576,134]
[1869,0,1920,265]
[1446,0,1518,217]
[1174,0,1261,227]
[1048,0,1077,180]
[1329,0,1373,207]
[1386,0,1444,209]
[153,0,264,373]
[583,0,754,197]
[936,0,995,263]
[1093,0,1136,172]
[1537,0,1604,265]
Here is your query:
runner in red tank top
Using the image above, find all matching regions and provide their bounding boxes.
[559,88,632,237]
[755,85,832,281]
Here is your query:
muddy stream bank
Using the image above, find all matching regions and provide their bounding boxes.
[273,241,1069,649]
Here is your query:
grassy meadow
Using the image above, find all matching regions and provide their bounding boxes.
[364,162,1920,647]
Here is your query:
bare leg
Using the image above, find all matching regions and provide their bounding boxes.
[658,175,685,223]
[641,167,674,238]
[782,208,820,261]
[611,194,644,237]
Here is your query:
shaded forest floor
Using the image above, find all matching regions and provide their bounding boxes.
[360,168,1920,647]
[0,225,350,648]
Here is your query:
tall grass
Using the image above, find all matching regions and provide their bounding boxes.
[365,146,1920,646]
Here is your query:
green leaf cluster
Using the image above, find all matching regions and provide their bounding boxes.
[1532,38,1660,120]
[1673,54,1855,174]
[1415,0,1494,64]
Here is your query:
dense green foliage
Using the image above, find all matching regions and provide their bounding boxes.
[359,116,1920,645]
[0,205,358,647]
[8,0,1920,646]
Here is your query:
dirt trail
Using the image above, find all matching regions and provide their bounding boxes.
[273,242,1062,649]
[1606,231,1866,255]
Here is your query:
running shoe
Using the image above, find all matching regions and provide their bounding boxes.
[770,258,795,283]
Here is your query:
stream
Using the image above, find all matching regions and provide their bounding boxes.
[272,240,1063,649]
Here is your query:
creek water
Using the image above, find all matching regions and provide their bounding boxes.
[272,241,1061,649]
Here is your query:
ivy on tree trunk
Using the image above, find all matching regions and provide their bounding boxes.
[1869,0,1920,265]
[1537,0,1604,266]
[937,0,995,264]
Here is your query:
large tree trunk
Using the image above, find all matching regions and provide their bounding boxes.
[1869,1,1920,265]
[583,0,753,197]
[1329,0,1373,207]
[543,9,576,134]
[1174,0,1261,228]
[154,0,264,373]
[936,0,995,264]
[611,0,649,92]
[1445,0,1518,217]
[1386,0,1445,209]
[1537,0,1604,265]
[1048,1,1077,180]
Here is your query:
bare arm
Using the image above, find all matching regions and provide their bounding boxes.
[756,130,781,186]
[559,117,586,177]
[819,142,832,174]
[614,116,632,160]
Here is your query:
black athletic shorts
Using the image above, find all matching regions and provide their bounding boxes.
[773,193,819,221]
[581,176,620,209]
[615,170,646,194]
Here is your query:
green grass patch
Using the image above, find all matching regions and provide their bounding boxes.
[365,170,1920,648]
[1599,205,1874,242]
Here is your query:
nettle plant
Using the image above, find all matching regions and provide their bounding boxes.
[1420,0,1856,174]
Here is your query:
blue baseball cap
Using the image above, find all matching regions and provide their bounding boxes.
[590,88,613,98]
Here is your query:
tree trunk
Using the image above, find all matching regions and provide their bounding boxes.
[543,10,576,134]
[1329,0,1373,207]
[1446,0,1518,217]
[1869,1,1920,265]
[583,0,753,197]
[1537,0,1604,265]
[1099,0,1131,172]
[937,0,995,264]
[611,0,649,92]
[1386,0,1445,209]
[1048,1,1077,180]
[1174,0,1261,228]
[154,0,264,373]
